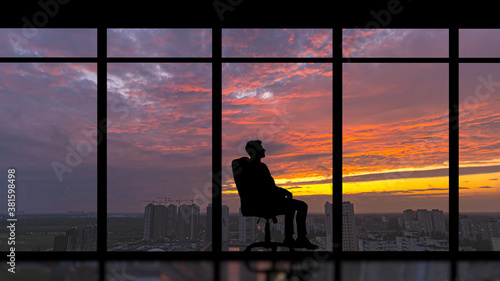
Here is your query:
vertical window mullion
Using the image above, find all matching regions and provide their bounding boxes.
[213,27,223,254]
[333,27,344,254]
[449,27,459,280]
[97,26,107,281]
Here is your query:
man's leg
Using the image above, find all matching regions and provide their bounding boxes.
[279,199,308,239]
[283,199,318,250]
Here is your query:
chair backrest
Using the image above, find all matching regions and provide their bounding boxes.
[232,157,262,217]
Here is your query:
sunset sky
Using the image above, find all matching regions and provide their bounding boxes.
[1,28,498,214]
[223,29,332,57]
[343,62,449,213]
[0,62,97,213]
[222,62,333,213]
[107,29,212,57]
[107,63,212,213]
[0,29,96,57]
[459,63,500,212]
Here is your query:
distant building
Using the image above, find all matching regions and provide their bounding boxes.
[459,215,474,240]
[177,204,200,240]
[492,237,500,251]
[403,209,446,235]
[342,201,358,251]
[222,205,229,243]
[325,201,358,251]
[325,202,333,251]
[53,225,97,251]
[143,203,168,241]
[206,204,212,241]
[239,207,258,243]
[487,218,500,239]
[166,204,177,239]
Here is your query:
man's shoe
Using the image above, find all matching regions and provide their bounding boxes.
[283,236,295,247]
[294,237,319,250]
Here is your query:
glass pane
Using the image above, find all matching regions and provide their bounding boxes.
[222,29,332,57]
[107,29,212,57]
[0,29,97,57]
[459,63,500,251]
[106,261,213,281]
[343,63,449,251]
[0,262,98,280]
[343,29,448,57]
[342,261,450,281]
[460,29,500,57]
[222,260,334,281]
[222,63,332,251]
[0,63,97,251]
[457,261,500,280]
[107,63,212,251]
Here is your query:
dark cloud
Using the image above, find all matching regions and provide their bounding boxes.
[107,29,212,57]
[222,29,332,58]
[0,63,97,213]
[0,29,96,57]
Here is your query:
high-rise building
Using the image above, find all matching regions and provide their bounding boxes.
[342,201,358,251]
[177,204,200,240]
[53,225,97,251]
[487,218,500,239]
[222,205,229,242]
[459,214,474,241]
[403,209,446,235]
[417,209,434,234]
[143,203,167,241]
[206,204,212,241]
[239,207,258,243]
[325,201,358,251]
[325,202,333,251]
[166,204,177,239]
[432,209,446,234]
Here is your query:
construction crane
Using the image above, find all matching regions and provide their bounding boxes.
[143,200,159,205]
[156,197,171,205]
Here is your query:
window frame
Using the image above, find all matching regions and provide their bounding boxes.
[2,26,500,281]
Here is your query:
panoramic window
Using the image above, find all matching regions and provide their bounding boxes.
[107,29,212,251]
[0,29,97,252]
[343,29,450,251]
[221,29,333,252]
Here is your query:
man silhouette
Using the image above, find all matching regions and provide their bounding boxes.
[241,140,318,249]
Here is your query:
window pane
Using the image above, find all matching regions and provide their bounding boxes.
[342,261,450,281]
[107,63,212,251]
[106,261,213,281]
[343,29,448,57]
[222,63,332,251]
[223,29,332,57]
[457,261,500,280]
[459,63,500,251]
[343,63,449,251]
[0,29,97,57]
[107,29,212,57]
[222,260,334,281]
[0,63,97,251]
[460,29,500,57]
[0,262,98,280]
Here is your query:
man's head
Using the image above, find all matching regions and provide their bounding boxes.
[245,140,266,160]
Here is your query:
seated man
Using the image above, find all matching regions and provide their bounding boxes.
[238,140,318,250]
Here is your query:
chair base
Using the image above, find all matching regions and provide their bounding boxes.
[245,241,295,252]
